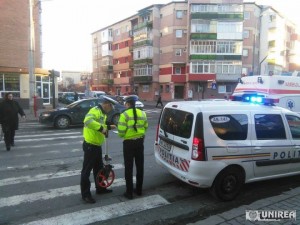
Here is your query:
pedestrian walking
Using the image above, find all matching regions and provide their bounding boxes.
[156,94,163,108]
[74,91,79,101]
[0,92,26,151]
[80,96,116,204]
[117,95,148,199]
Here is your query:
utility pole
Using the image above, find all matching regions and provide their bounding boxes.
[28,0,35,112]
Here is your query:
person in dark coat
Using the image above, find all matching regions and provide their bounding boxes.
[0,92,26,151]
[155,94,163,108]
[74,91,79,101]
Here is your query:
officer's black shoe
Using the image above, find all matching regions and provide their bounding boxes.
[11,142,15,146]
[134,188,142,196]
[82,196,96,204]
[123,192,133,200]
[96,189,112,195]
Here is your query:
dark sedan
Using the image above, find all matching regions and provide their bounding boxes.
[39,96,126,129]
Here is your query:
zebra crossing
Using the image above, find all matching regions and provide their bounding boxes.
[0,121,187,225]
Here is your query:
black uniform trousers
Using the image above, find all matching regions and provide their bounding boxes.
[80,141,104,198]
[2,124,15,147]
[123,137,144,194]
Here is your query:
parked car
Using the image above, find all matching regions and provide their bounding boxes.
[39,96,126,129]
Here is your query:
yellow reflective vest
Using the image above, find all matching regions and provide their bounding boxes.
[83,106,108,146]
[117,108,148,140]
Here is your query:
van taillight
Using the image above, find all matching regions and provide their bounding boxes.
[191,137,204,161]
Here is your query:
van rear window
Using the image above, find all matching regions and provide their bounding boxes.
[209,114,248,140]
[160,108,194,138]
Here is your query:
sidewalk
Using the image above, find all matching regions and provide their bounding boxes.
[188,187,300,225]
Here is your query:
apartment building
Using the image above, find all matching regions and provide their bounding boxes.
[92,0,299,101]
[0,0,51,108]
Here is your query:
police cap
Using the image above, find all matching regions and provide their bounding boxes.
[100,95,113,105]
[124,95,138,103]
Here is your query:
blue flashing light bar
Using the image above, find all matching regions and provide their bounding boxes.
[230,94,279,105]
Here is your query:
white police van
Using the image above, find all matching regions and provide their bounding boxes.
[154,96,300,201]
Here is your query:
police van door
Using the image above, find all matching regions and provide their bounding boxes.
[251,113,293,177]
[285,114,300,172]
[158,108,192,172]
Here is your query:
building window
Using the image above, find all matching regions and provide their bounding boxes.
[166,85,170,93]
[176,30,183,38]
[243,30,250,38]
[134,65,152,76]
[190,40,216,54]
[175,49,182,56]
[244,11,250,20]
[0,74,20,97]
[218,85,232,93]
[114,44,119,50]
[243,49,249,57]
[142,85,150,92]
[176,10,183,19]
[216,41,242,54]
[133,46,153,60]
[125,41,128,47]
[115,29,120,36]
[175,67,181,74]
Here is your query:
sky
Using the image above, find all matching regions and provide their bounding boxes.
[41,0,300,72]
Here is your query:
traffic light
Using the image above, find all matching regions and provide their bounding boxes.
[48,69,60,78]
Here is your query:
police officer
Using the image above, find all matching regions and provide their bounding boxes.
[80,97,116,204]
[117,95,148,199]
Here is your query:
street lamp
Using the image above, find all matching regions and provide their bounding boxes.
[29,0,35,113]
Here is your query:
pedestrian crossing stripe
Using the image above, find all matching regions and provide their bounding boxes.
[22,195,169,225]
[0,177,134,208]
[0,164,124,187]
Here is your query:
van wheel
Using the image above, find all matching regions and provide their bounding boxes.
[210,167,244,201]
[55,116,70,129]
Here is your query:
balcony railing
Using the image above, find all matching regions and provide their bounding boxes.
[101,65,113,72]
[133,21,153,31]
[101,79,114,85]
[190,33,217,40]
[133,58,152,65]
[191,12,243,20]
[133,40,153,47]
[216,73,241,82]
[133,75,152,83]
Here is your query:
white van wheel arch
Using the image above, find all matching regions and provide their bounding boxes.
[210,166,245,201]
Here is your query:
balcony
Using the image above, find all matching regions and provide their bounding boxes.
[102,65,113,72]
[114,77,131,85]
[101,79,114,85]
[191,12,243,20]
[133,21,153,31]
[133,75,152,83]
[133,40,153,47]
[190,33,217,40]
[133,58,152,65]
[216,73,241,82]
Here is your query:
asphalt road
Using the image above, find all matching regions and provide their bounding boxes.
[1,106,300,225]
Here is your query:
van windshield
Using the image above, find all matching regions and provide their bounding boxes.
[160,108,193,138]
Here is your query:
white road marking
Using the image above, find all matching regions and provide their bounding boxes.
[0,177,132,208]
[15,132,81,138]
[22,195,169,225]
[14,135,83,142]
[13,141,82,149]
[0,164,124,187]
